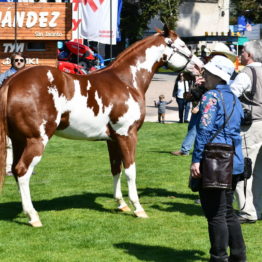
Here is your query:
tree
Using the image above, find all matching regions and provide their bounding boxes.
[230,0,262,24]
[120,0,182,44]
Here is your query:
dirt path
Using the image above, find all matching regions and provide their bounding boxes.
[145,72,180,123]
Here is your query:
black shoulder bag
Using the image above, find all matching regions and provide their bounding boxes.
[201,91,236,190]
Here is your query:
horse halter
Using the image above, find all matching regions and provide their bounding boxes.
[164,39,193,66]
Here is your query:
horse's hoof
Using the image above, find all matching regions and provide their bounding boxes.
[134,210,148,218]
[29,220,43,227]
[118,205,131,212]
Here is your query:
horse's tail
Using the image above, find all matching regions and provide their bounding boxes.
[0,83,8,190]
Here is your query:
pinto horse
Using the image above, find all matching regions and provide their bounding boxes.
[0,26,202,227]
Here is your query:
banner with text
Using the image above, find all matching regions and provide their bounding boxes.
[79,0,118,45]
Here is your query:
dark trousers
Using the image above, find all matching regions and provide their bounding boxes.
[176,97,190,123]
[199,176,246,262]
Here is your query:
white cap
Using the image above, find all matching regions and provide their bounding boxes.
[204,55,235,84]
[209,42,237,62]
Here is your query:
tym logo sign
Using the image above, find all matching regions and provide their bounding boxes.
[0,11,60,28]
[3,43,25,53]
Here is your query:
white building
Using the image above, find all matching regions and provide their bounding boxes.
[147,0,232,54]
[176,0,230,37]
[147,0,230,37]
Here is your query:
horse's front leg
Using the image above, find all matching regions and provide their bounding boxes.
[107,140,131,212]
[116,133,148,218]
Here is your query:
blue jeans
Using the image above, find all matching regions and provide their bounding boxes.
[176,97,190,122]
[180,113,199,154]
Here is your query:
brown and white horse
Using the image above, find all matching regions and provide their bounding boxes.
[0,26,202,227]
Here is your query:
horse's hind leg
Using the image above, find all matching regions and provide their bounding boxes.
[13,138,45,227]
[107,140,131,212]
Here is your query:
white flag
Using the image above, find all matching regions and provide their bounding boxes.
[80,0,118,45]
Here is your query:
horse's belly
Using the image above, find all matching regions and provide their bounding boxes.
[55,116,110,140]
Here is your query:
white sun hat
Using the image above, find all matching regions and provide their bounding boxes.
[209,42,237,62]
[204,55,235,84]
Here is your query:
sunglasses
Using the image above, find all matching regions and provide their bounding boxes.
[15,58,25,63]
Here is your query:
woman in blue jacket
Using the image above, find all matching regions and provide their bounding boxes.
[190,55,246,262]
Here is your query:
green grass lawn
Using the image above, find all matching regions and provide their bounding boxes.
[0,123,261,262]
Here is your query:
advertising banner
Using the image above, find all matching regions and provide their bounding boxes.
[79,0,118,45]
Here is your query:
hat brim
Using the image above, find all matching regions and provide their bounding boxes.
[210,51,236,62]
[204,63,231,84]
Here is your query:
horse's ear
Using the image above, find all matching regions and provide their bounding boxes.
[155,27,163,34]
[163,24,169,37]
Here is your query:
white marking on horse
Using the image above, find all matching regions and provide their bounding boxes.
[124,163,144,212]
[53,80,113,140]
[47,70,54,83]
[86,80,91,91]
[47,86,67,126]
[110,95,141,136]
[130,44,165,89]
[113,173,129,209]
[18,156,42,223]
[39,120,49,146]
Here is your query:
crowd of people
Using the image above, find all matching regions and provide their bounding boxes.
[154,39,262,262]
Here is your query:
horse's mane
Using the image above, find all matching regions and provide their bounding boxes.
[109,33,163,68]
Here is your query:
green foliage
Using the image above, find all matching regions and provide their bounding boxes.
[230,0,262,24]
[121,0,181,43]
[0,123,261,261]
[156,0,181,30]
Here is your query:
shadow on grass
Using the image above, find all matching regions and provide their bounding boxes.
[139,187,202,216]
[0,192,113,221]
[150,202,203,216]
[0,188,202,222]
[114,242,208,262]
[139,187,197,201]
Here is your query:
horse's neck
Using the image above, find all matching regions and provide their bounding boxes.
[112,38,164,95]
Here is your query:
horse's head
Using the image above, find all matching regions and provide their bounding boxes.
[159,25,203,74]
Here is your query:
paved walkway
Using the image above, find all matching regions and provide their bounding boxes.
[145,72,181,123]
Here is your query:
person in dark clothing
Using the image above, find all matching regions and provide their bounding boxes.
[0,52,26,86]
[190,55,246,262]
[173,72,192,123]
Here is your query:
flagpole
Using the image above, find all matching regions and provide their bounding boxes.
[15,0,17,52]
[110,0,112,61]
[77,0,80,65]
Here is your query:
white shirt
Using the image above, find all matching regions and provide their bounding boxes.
[177,80,189,99]
[230,62,262,97]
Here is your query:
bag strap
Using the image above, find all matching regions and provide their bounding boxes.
[183,80,187,94]
[208,90,236,143]
[249,66,257,97]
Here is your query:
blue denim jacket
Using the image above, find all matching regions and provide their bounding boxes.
[0,67,17,86]
[192,84,244,175]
